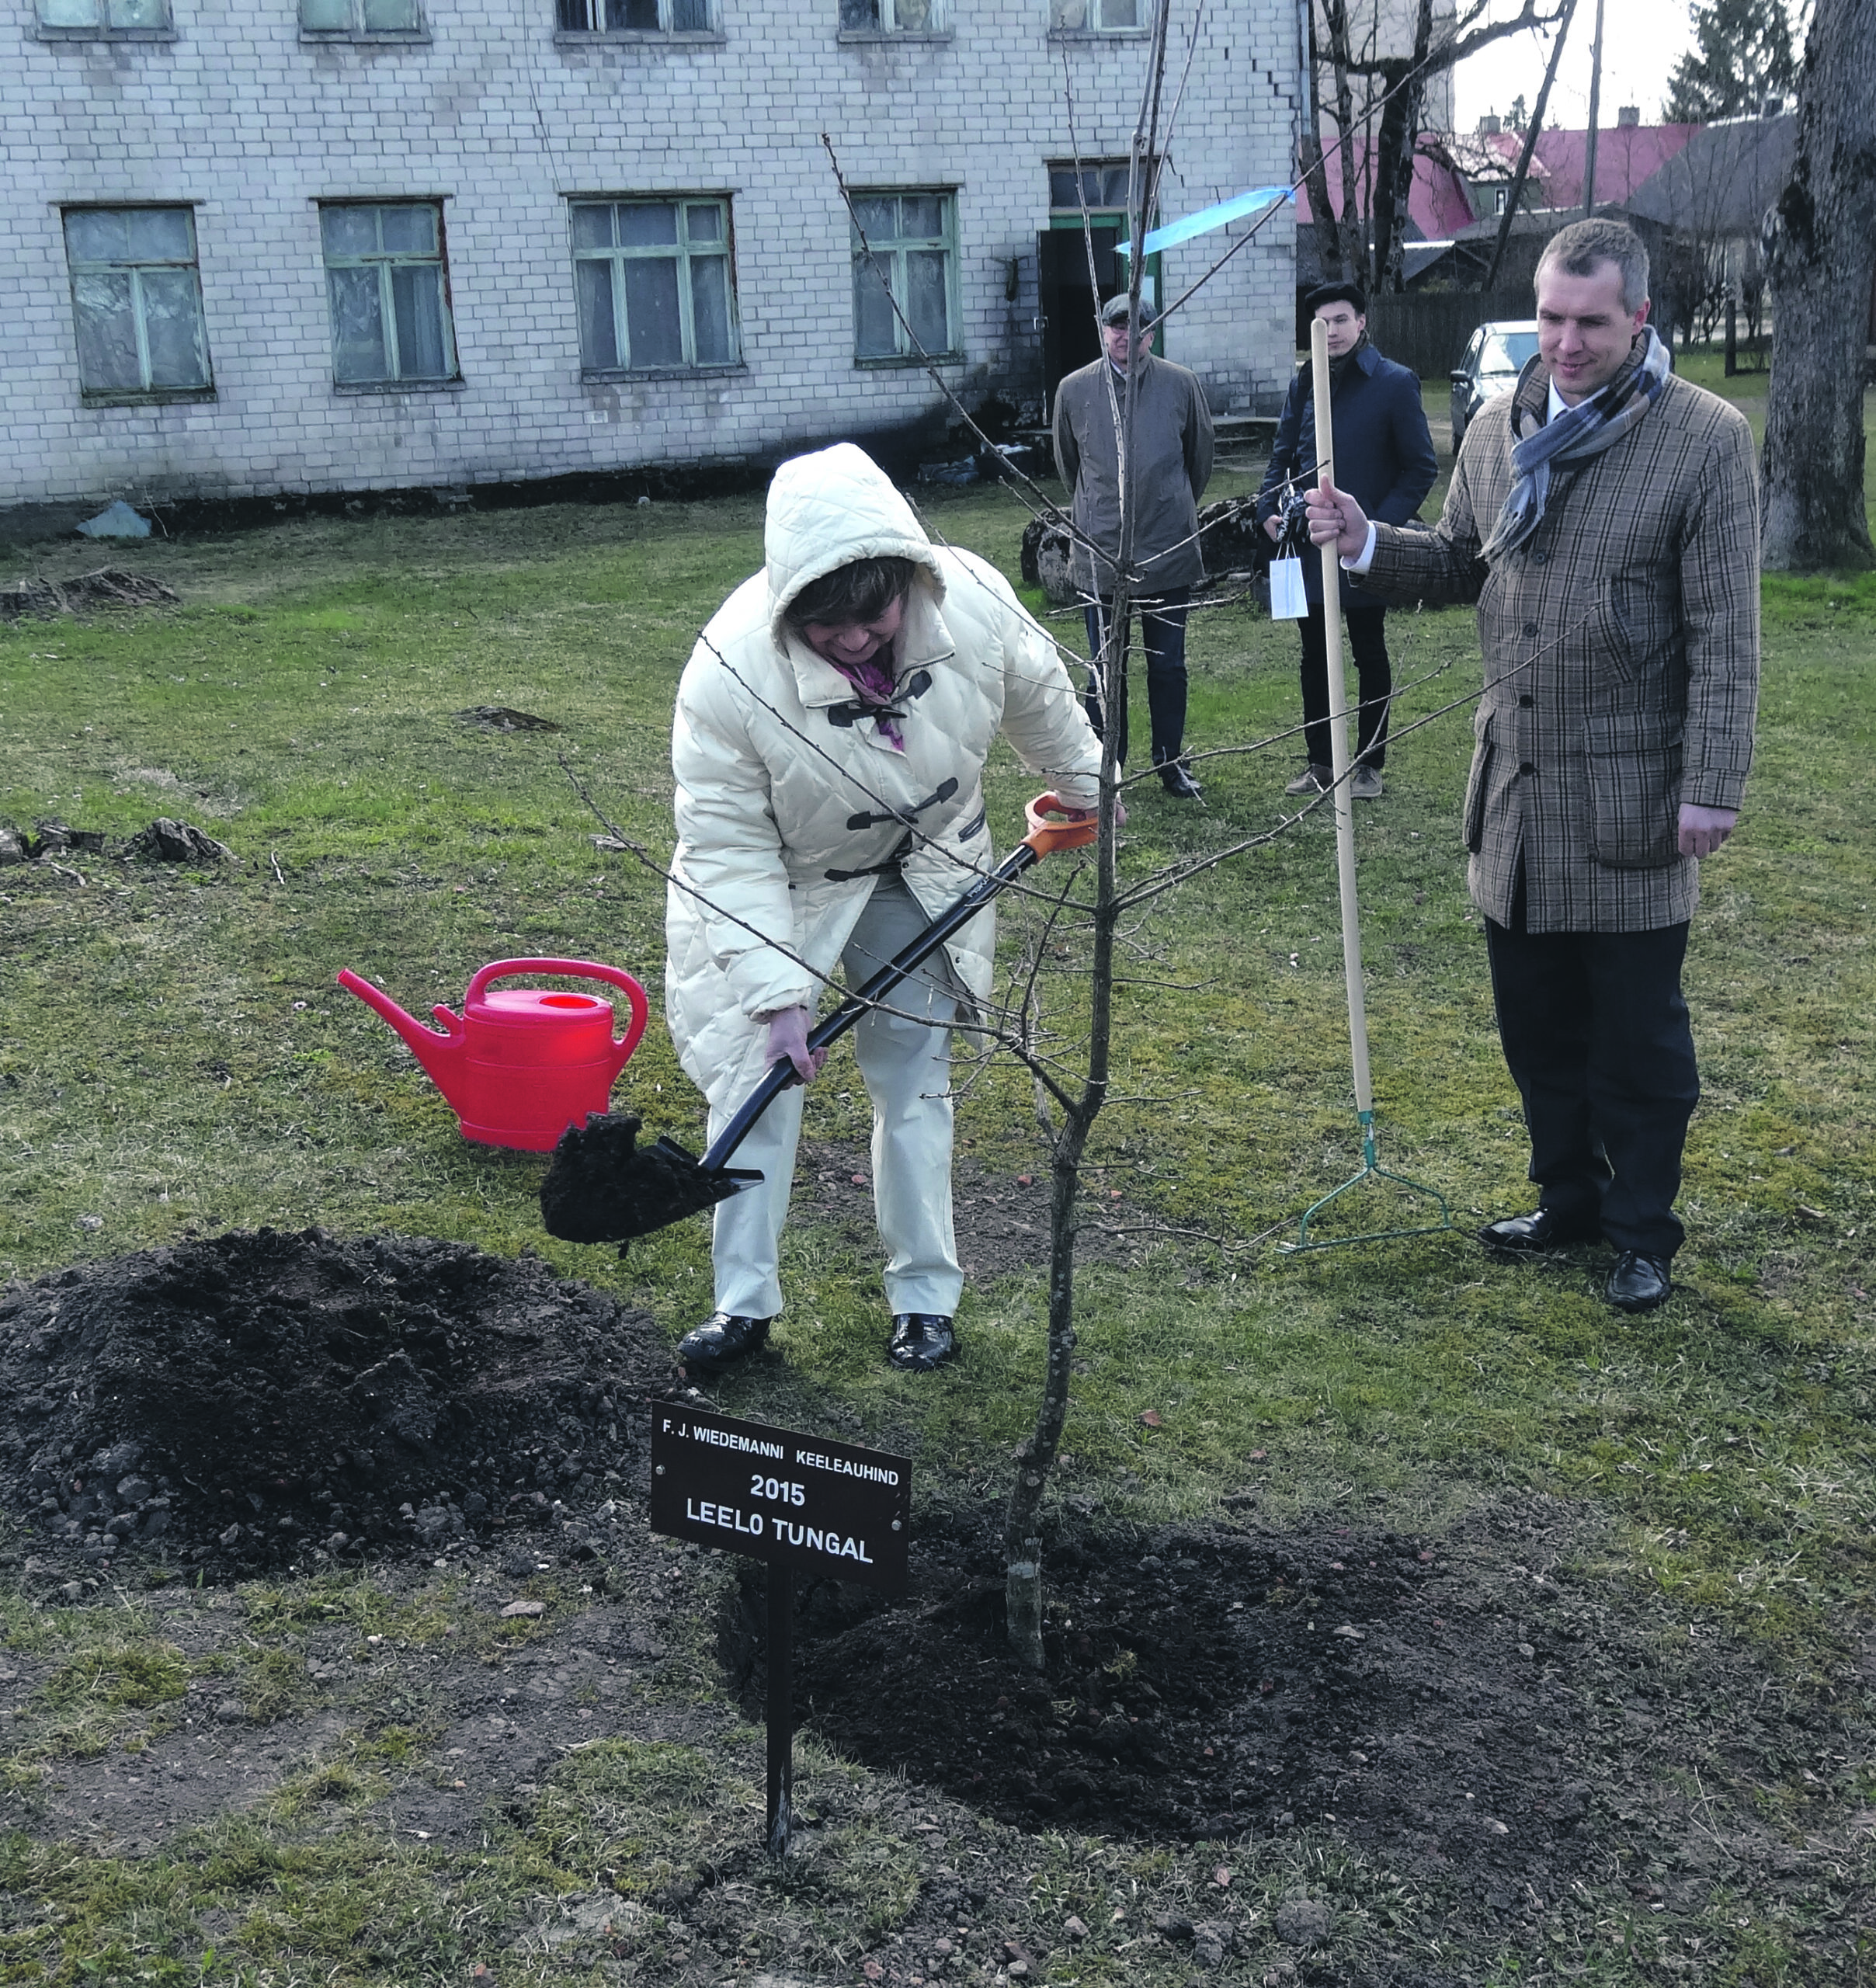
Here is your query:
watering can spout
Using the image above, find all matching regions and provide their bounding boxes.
[336,968,468,1095]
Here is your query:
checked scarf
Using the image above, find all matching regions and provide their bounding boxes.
[1480,326,1672,561]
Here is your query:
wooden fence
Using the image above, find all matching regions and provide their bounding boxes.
[1361,288,1536,381]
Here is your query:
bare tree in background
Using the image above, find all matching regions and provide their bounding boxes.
[1761,0,1876,571]
[1311,0,1567,293]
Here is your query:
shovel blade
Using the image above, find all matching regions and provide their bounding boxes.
[540,1111,763,1244]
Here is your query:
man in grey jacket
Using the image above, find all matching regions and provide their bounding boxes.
[1052,294,1214,798]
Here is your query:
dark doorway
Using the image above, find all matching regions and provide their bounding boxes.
[1038,223,1123,415]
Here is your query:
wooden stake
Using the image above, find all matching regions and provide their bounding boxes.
[1310,316,1373,1121]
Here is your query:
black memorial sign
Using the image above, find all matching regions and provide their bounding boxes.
[649,1403,911,1595]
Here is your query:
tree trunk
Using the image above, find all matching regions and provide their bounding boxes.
[1299,8,1340,282]
[1369,59,1421,294]
[1321,0,1367,289]
[1300,131,1343,283]
[1370,0,1431,294]
[1005,0,1160,1669]
[1761,0,1876,572]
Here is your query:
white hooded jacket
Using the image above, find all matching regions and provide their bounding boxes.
[665,443,1103,1110]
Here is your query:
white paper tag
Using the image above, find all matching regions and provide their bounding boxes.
[1270,558,1308,620]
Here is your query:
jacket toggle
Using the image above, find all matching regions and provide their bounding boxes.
[824,835,914,885]
[823,668,933,729]
[845,776,959,833]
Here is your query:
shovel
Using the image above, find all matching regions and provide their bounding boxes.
[540,791,1098,1246]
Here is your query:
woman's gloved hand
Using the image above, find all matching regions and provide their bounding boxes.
[763,1006,829,1084]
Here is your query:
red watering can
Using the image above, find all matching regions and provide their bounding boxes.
[338,958,651,1152]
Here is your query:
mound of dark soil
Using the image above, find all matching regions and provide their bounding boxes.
[729,1507,1608,1880]
[0,569,179,620]
[0,1228,672,1575]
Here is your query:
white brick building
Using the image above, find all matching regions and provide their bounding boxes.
[4,0,1301,514]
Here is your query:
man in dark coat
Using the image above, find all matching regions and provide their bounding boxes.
[1052,294,1215,798]
[1257,281,1437,799]
[1305,220,1759,1315]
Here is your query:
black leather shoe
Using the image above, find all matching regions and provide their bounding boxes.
[1477,1208,1602,1253]
[887,1313,957,1371]
[1157,759,1203,800]
[1606,1250,1673,1312]
[676,1311,773,1372]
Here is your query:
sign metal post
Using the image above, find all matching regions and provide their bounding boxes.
[766,1563,794,1854]
[649,1402,910,1857]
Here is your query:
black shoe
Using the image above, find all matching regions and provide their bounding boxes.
[1606,1250,1673,1313]
[1155,755,1202,800]
[887,1312,957,1371]
[676,1311,773,1372]
[1477,1208,1601,1253]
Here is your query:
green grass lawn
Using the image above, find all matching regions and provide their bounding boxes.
[2,472,1873,1986]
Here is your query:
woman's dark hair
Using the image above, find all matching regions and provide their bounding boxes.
[784,555,917,632]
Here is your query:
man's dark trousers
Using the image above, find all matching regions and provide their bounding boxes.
[1484,871,1699,1260]
[1299,600,1391,768]
[1082,589,1190,767]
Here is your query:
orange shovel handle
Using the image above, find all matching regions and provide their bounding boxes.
[1023,790,1100,857]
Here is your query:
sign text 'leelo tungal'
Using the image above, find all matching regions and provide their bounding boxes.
[649,1403,911,1594]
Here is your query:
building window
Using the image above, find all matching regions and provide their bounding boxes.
[1049,0,1145,30]
[63,207,212,401]
[555,0,714,30]
[571,199,739,372]
[300,0,423,35]
[1048,162,1152,214]
[37,0,171,31]
[1493,186,1509,216]
[839,0,947,30]
[851,192,958,363]
[320,203,457,387]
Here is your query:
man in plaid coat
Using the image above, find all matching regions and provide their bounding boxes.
[1306,219,1759,1314]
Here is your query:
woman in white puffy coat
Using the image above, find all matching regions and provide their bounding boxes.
[667,443,1103,1375]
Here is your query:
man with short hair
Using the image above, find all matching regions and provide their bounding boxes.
[1052,294,1214,798]
[1257,280,1437,800]
[1305,218,1760,1313]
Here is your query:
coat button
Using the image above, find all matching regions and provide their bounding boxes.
[1531,551,1549,565]
[1519,761,1535,776]
[1519,693,1533,707]
[1523,622,1539,638]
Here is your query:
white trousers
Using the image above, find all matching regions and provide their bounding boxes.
[709,875,964,1321]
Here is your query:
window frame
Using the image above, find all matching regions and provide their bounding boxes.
[318,200,461,393]
[298,0,427,43]
[1047,0,1152,35]
[34,0,175,40]
[553,0,722,40]
[568,195,744,377]
[62,204,214,406]
[836,0,951,39]
[849,188,962,368]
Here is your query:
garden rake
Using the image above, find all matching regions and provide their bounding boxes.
[1280,315,1451,1253]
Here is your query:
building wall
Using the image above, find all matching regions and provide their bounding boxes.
[4,0,1299,509]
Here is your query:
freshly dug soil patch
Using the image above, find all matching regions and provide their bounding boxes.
[725,1498,1767,1891]
[0,1228,671,1576]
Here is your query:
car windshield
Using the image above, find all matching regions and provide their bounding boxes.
[1480,330,1540,376]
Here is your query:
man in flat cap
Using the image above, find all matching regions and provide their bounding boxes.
[1052,293,1214,798]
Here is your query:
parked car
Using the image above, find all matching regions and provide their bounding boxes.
[1450,321,1541,451]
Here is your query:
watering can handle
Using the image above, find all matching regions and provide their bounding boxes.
[464,958,651,1064]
